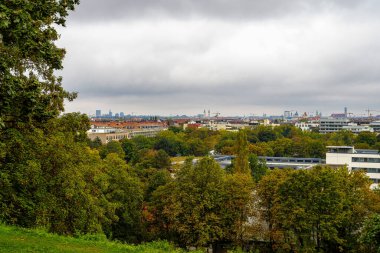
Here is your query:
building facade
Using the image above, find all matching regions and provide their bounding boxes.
[370,121,380,133]
[87,121,167,144]
[341,123,374,133]
[319,117,350,133]
[326,146,380,187]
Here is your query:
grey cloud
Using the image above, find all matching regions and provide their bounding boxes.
[59,0,380,116]
[70,0,368,22]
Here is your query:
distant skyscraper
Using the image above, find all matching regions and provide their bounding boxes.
[96,110,101,117]
[120,112,125,118]
[115,113,119,118]
[108,110,112,117]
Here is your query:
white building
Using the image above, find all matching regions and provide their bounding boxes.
[370,121,380,133]
[326,146,380,188]
[319,118,350,133]
[341,123,374,134]
[295,122,319,131]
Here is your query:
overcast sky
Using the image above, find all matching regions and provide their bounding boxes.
[57,0,380,116]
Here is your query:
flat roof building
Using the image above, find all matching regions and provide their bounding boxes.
[319,117,350,133]
[326,146,380,188]
[370,121,380,133]
[342,123,374,134]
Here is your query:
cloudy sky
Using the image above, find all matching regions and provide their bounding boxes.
[57,0,380,116]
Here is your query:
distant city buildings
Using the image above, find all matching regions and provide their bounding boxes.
[89,107,380,135]
[93,109,127,119]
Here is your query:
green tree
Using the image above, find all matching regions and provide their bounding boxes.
[328,130,355,146]
[185,138,209,156]
[257,126,277,142]
[356,131,378,147]
[248,154,268,182]
[360,214,380,253]
[151,158,253,251]
[0,126,114,234]
[120,138,137,162]
[154,149,171,169]
[132,135,154,150]
[102,154,143,243]
[255,167,376,252]
[270,138,293,157]
[89,136,103,149]
[99,141,124,159]
[234,130,250,174]
[154,131,184,156]
[0,0,79,129]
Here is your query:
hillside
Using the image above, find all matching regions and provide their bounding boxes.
[0,224,192,253]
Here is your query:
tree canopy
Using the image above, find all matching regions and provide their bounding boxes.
[0,0,79,129]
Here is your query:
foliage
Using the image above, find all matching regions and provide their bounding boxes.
[0,0,79,129]
[234,130,250,174]
[360,214,380,253]
[99,141,124,159]
[0,124,113,234]
[0,223,194,253]
[248,154,268,182]
[102,154,144,243]
[154,131,184,156]
[151,158,253,249]
[356,131,378,147]
[255,167,377,252]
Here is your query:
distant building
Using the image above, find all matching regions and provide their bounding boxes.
[262,157,323,170]
[370,121,380,132]
[88,129,161,144]
[120,112,125,118]
[342,123,374,134]
[96,110,101,118]
[87,121,167,144]
[283,111,291,118]
[326,146,380,188]
[214,155,323,170]
[295,122,319,131]
[319,117,350,133]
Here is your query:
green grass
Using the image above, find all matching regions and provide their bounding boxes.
[0,224,194,253]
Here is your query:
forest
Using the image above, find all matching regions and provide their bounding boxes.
[1,1,380,252]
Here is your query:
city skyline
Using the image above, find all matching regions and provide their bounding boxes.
[57,0,380,115]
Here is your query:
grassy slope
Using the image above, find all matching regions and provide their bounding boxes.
[0,224,192,253]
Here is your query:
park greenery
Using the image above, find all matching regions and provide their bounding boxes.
[1,1,380,252]
[0,223,198,253]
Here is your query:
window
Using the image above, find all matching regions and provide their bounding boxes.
[352,167,380,173]
[352,157,380,163]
